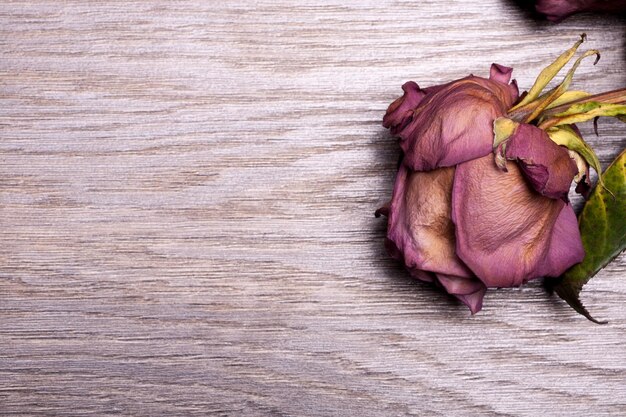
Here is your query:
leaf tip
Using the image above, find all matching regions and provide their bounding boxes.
[550,279,608,325]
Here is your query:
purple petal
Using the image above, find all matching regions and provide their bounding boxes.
[490,64,519,102]
[437,273,487,314]
[409,268,436,283]
[397,75,518,171]
[505,123,578,200]
[386,164,473,278]
[536,0,626,21]
[383,81,428,135]
[542,203,585,277]
[451,155,584,288]
[536,0,586,21]
[385,164,488,312]
[490,63,513,84]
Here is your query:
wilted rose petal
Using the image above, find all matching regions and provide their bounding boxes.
[536,0,626,21]
[382,81,428,136]
[407,267,436,283]
[505,123,578,200]
[451,155,584,288]
[385,65,518,172]
[387,165,471,277]
[437,273,487,314]
[384,164,487,309]
[541,202,586,277]
[490,63,512,83]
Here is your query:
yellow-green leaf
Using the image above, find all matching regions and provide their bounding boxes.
[540,102,626,129]
[545,91,590,110]
[492,117,519,170]
[510,34,586,111]
[546,125,604,187]
[550,149,626,323]
[509,50,599,123]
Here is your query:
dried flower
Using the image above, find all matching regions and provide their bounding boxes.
[377,35,625,314]
[536,0,626,21]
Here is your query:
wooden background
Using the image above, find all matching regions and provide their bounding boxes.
[1,1,625,416]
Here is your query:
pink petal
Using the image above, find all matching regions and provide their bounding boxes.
[505,123,578,200]
[383,81,428,135]
[398,76,518,171]
[490,63,513,84]
[386,164,473,279]
[385,164,488,313]
[542,203,585,277]
[535,0,583,21]
[535,0,626,21]
[437,273,487,314]
[451,155,584,288]
[409,268,436,283]
[490,63,519,102]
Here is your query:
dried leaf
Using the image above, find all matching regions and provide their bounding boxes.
[546,125,604,189]
[510,34,586,111]
[540,102,626,129]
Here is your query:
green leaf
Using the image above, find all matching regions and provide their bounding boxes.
[551,149,626,323]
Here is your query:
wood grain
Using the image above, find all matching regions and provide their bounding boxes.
[1,1,625,416]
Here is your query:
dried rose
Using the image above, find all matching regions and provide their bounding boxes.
[536,0,626,21]
[377,36,625,314]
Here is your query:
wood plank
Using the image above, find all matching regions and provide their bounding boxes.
[1,1,625,415]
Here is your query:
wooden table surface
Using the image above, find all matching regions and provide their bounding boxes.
[1,1,625,416]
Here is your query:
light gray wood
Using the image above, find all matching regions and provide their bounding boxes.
[1,1,625,416]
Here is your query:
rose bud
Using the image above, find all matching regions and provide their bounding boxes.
[377,36,624,313]
[536,0,626,21]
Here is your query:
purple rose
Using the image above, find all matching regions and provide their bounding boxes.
[536,0,626,21]
[378,64,585,314]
